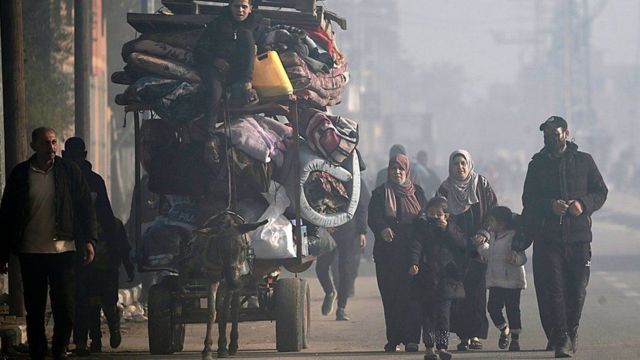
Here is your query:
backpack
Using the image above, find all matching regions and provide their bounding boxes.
[300,109,358,165]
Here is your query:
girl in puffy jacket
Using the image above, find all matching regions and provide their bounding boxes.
[477,206,526,352]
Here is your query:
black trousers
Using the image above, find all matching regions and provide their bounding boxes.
[74,267,120,347]
[533,241,553,342]
[20,252,76,360]
[315,232,361,309]
[450,260,489,340]
[375,260,421,346]
[533,241,591,342]
[487,287,522,331]
[421,299,452,350]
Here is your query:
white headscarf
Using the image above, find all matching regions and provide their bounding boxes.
[441,149,480,215]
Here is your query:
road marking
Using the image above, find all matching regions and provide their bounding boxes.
[623,290,640,298]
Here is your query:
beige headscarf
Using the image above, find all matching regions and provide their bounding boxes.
[441,149,480,215]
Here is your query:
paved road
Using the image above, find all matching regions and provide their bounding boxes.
[33,212,640,359]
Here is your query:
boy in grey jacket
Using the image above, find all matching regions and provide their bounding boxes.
[477,206,526,352]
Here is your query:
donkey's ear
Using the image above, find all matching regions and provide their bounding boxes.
[236,219,268,235]
[193,227,215,236]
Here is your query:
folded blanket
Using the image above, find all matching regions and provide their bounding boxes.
[220,115,293,166]
[123,39,194,66]
[127,52,201,83]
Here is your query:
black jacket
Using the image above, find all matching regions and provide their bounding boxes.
[0,156,98,262]
[194,7,268,68]
[368,184,427,266]
[76,160,116,236]
[75,160,131,272]
[410,215,467,301]
[522,142,608,244]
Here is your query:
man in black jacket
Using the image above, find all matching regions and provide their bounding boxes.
[195,0,268,164]
[195,0,266,128]
[0,127,97,360]
[522,116,608,358]
[63,137,134,356]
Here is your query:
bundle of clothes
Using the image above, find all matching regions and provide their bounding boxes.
[114,7,361,266]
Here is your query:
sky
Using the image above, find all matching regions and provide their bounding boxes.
[396,0,640,100]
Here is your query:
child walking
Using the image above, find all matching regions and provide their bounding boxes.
[410,197,467,360]
[477,206,527,351]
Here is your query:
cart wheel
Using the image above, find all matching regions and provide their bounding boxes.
[148,277,184,354]
[284,260,313,274]
[275,278,308,352]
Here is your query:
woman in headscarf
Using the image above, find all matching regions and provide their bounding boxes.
[437,149,498,351]
[368,154,427,353]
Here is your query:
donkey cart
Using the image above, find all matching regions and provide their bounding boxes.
[119,0,353,357]
[129,98,317,356]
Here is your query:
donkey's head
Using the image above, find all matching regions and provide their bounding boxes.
[194,211,267,288]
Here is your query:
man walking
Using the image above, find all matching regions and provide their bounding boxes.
[522,116,608,358]
[316,181,370,321]
[63,137,134,355]
[0,127,97,360]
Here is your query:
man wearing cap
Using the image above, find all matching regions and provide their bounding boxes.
[63,137,134,356]
[0,128,97,360]
[522,116,608,358]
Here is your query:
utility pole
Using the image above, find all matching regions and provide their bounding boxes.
[75,0,91,141]
[0,0,28,317]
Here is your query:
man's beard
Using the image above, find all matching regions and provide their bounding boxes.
[545,138,566,153]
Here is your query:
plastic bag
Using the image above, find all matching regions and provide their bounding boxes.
[250,181,297,259]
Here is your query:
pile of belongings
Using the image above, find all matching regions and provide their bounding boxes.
[113,5,361,263]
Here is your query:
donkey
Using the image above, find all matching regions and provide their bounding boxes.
[186,211,266,360]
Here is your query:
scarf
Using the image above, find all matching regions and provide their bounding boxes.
[441,149,480,215]
[384,154,422,224]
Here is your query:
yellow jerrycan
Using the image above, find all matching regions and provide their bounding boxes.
[252,51,293,99]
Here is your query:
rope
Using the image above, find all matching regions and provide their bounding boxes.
[222,101,237,211]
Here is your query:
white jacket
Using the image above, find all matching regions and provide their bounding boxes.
[478,230,527,289]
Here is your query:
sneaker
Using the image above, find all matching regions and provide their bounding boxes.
[509,339,520,351]
[384,343,399,352]
[321,291,336,316]
[405,342,419,352]
[498,332,510,349]
[438,349,453,360]
[335,307,350,321]
[424,347,438,360]
[228,82,259,107]
[554,332,573,358]
[456,339,469,351]
[469,338,483,350]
